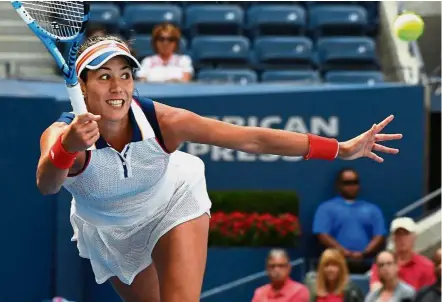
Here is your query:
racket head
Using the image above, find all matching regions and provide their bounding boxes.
[11,1,89,42]
[11,1,90,114]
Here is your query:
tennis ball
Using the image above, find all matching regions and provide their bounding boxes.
[394,12,424,41]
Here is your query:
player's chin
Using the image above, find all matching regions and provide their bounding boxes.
[103,104,129,120]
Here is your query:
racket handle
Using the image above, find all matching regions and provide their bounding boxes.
[67,84,88,115]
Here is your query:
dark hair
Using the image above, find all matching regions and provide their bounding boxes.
[85,23,107,38]
[335,167,358,186]
[77,35,135,82]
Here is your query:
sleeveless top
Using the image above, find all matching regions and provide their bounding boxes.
[59,98,180,226]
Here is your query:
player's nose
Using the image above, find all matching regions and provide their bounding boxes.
[109,78,123,94]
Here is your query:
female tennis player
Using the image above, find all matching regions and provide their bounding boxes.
[36,35,402,302]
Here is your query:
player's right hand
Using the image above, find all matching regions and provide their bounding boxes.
[61,113,101,153]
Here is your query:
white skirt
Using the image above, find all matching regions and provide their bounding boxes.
[70,172,212,285]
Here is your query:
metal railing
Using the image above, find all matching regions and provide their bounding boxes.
[395,188,441,217]
[200,258,305,300]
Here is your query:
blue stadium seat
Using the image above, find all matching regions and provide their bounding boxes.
[253,37,313,69]
[197,69,257,84]
[308,5,368,37]
[306,1,359,7]
[261,70,320,83]
[89,4,121,33]
[360,1,380,35]
[123,5,182,34]
[350,275,370,296]
[185,5,244,36]
[191,36,250,68]
[246,5,306,36]
[130,35,188,61]
[316,37,378,71]
[325,71,384,84]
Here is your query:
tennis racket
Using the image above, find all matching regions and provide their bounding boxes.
[10,1,90,114]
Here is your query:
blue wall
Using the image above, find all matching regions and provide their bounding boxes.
[0,82,425,302]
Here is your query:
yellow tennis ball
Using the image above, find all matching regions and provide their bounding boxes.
[394,12,424,41]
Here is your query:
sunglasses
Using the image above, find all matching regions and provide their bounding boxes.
[156,36,177,43]
[341,179,359,186]
[268,263,289,269]
[377,261,395,268]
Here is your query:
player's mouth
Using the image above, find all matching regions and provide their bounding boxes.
[106,99,125,108]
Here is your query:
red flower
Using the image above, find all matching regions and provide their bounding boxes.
[209,211,300,247]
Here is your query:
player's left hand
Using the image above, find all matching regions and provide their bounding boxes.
[338,115,403,163]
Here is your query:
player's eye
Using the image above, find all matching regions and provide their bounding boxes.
[99,74,110,80]
[121,73,131,80]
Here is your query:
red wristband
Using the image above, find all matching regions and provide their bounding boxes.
[303,134,339,160]
[48,135,78,170]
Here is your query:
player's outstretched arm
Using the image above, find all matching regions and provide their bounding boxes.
[36,113,101,195]
[156,103,402,162]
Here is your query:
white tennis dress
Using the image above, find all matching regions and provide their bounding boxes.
[58,98,212,285]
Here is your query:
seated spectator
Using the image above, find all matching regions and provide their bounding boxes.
[306,248,364,302]
[414,248,441,302]
[251,249,309,302]
[136,23,193,83]
[365,250,415,302]
[313,168,386,274]
[370,217,435,291]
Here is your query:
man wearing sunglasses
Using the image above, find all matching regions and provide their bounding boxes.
[313,168,387,274]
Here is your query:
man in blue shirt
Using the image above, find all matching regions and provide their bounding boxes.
[313,168,386,273]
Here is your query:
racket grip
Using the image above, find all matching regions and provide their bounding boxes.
[67,84,88,115]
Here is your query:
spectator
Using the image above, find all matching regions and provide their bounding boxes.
[313,168,386,274]
[251,249,309,302]
[370,217,435,291]
[136,23,193,83]
[306,248,364,302]
[414,248,441,302]
[364,250,415,302]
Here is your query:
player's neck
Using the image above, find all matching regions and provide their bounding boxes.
[99,116,131,152]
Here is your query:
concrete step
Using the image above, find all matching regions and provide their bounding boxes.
[16,63,59,78]
[0,5,21,22]
[0,52,52,61]
[0,63,6,79]
[0,2,13,9]
[0,55,58,79]
[0,20,34,36]
[415,209,441,253]
[0,36,49,54]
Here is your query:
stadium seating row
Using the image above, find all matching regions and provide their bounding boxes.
[90,3,378,38]
[195,69,384,85]
[131,36,379,72]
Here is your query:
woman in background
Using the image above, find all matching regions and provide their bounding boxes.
[136,23,193,83]
[307,249,364,302]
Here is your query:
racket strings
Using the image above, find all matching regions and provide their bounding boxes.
[21,1,84,38]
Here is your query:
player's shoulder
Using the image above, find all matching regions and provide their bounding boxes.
[133,96,155,108]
